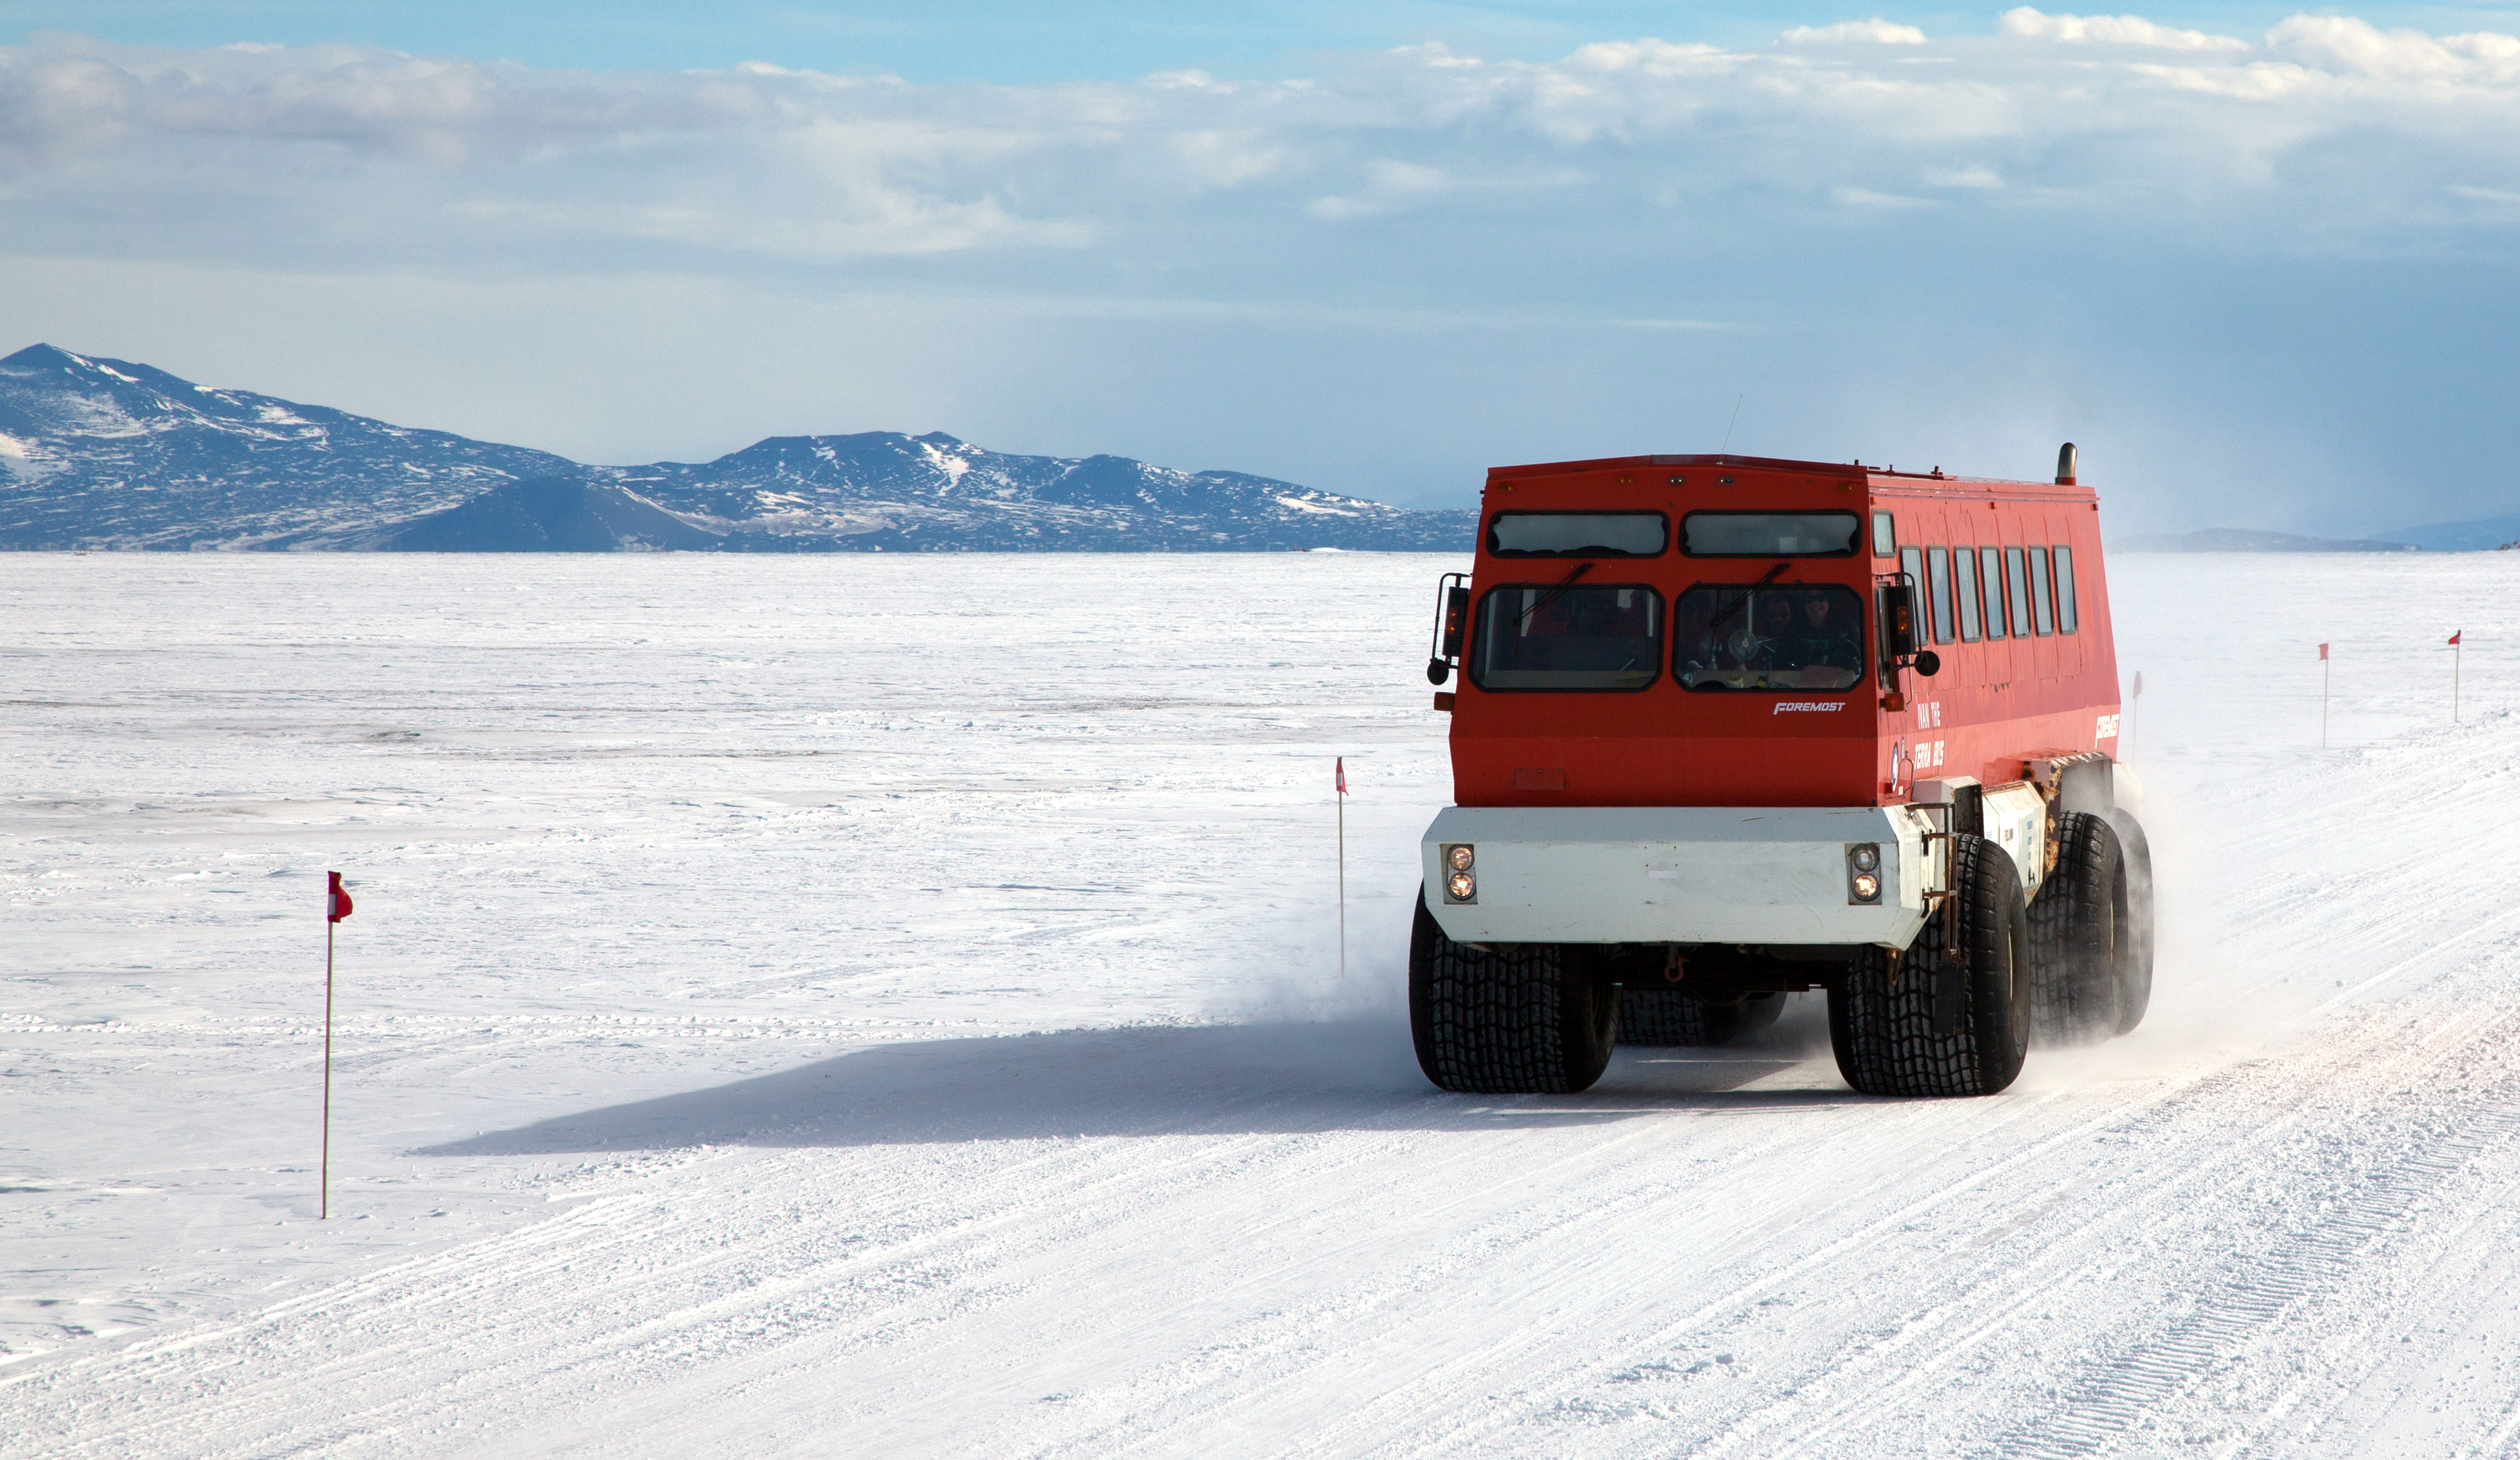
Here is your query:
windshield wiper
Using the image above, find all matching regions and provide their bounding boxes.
[1703,561,1790,635]
[1515,561,1595,628]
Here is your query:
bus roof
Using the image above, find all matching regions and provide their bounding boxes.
[1482,453,2061,491]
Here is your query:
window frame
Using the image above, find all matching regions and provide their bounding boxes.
[2054,545,2080,633]
[2029,548,2056,636]
[1484,510,1669,559]
[1926,548,1954,644]
[1465,581,1667,693]
[1680,509,1864,559]
[1954,546,1982,642]
[1980,546,2008,639]
[2005,546,2032,642]
[1871,511,1896,558]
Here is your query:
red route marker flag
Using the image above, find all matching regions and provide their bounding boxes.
[2319,644,2331,746]
[2452,630,2464,723]
[1334,758,1348,978]
[321,871,351,1218]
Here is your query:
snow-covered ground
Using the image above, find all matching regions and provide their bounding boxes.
[5,549,2520,1457]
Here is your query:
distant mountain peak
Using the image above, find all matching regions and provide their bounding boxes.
[0,345,1472,553]
[5,343,188,393]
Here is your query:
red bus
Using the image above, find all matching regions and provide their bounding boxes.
[1413,445,2152,1098]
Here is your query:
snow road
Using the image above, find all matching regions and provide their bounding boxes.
[6,551,2520,1457]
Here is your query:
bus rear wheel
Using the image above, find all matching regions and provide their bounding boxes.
[2030,811,2127,1045]
[1619,989,1785,1047]
[1829,834,2031,1098]
[1410,893,1618,1094]
[2104,808,2156,1035]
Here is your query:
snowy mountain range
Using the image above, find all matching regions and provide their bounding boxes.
[0,345,1474,552]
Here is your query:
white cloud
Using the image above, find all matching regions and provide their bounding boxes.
[1782,20,1929,46]
[2266,16,2520,83]
[1833,184,1934,207]
[2,16,2519,277]
[1999,8,2248,51]
[1923,164,2005,190]
[12,18,2520,538]
[1168,129,1287,190]
[1308,159,1450,220]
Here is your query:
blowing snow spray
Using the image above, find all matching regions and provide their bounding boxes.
[324,871,353,1220]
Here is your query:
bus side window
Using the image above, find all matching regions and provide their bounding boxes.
[1954,547,1982,641]
[2054,545,2079,633]
[1872,511,1896,558]
[2029,548,2055,635]
[1925,548,1954,643]
[1980,546,2008,638]
[2005,546,2031,639]
[1900,545,1923,597]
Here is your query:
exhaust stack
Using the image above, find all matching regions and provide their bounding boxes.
[2055,442,2078,486]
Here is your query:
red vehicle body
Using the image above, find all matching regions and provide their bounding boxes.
[1409,446,2152,1101]
[1446,452,2123,807]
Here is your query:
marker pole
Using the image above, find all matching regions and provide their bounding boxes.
[2455,638,2462,724]
[322,914,334,1221]
[1336,763,1348,981]
[2322,650,2330,750]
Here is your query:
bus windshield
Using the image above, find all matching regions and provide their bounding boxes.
[1469,584,1663,691]
[1673,584,1868,691]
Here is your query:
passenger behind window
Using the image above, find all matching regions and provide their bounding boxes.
[1783,592,1864,683]
[1676,585,1866,691]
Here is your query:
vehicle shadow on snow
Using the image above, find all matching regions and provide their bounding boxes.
[420,1014,1862,1156]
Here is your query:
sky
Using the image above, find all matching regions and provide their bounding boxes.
[5,4,2520,532]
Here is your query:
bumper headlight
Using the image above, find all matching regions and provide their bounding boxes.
[1847,842,1883,903]
[1445,870,1477,903]
[1445,844,1475,872]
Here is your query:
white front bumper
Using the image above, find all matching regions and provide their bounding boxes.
[1421,805,1940,949]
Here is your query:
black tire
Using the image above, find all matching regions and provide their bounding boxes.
[2104,808,2156,1034]
[1410,891,1619,1094]
[1829,834,2032,1097]
[2029,811,2127,1046]
[1618,988,1785,1047]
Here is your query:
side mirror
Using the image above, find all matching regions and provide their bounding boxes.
[1427,581,1470,685]
[1439,585,1470,660]
[1879,583,1918,660]
[1913,649,1940,678]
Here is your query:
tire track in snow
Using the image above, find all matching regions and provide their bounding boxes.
[16,1061,1592,1460]
[3,1125,1275,1457]
[1707,968,2520,1459]
[1988,1022,2520,1456]
[1390,917,2520,1458]
[1012,1084,2078,1458]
